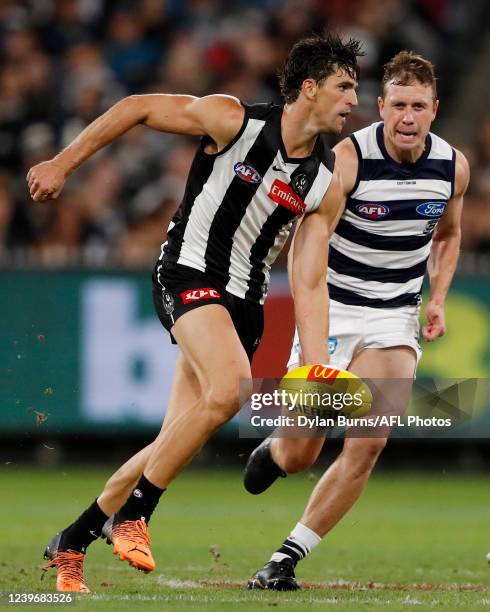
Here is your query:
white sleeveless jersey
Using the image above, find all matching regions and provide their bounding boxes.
[328,122,456,308]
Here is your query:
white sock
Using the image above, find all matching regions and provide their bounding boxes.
[270,522,322,564]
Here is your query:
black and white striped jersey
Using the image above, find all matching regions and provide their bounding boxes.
[328,122,456,308]
[157,102,335,304]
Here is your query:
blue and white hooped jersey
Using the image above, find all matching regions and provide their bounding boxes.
[328,122,456,308]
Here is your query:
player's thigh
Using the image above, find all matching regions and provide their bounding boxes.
[349,345,416,416]
[348,345,417,379]
[171,303,252,403]
[346,346,417,440]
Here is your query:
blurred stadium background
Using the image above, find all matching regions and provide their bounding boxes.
[0,0,488,464]
[0,1,489,602]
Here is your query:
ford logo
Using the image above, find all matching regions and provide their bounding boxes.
[234,162,262,184]
[356,203,389,219]
[416,201,446,217]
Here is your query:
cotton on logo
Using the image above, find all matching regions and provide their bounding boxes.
[268,179,306,214]
[181,288,222,304]
[306,365,340,384]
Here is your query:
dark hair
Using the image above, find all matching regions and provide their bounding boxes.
[279,33,363,104]
[382,51,437,99]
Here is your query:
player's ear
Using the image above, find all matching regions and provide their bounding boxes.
[378,96,385,118]
[432,98,439,119]
[301,79,317,101]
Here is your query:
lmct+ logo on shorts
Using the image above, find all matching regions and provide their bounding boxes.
[181,288,222,304]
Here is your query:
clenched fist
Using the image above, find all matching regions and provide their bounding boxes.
[422,301,446,342]
[27,160,68,202]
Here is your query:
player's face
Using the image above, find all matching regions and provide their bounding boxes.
[379,82,439,153]
[313,70,358,133]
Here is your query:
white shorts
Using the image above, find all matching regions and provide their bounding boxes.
[287,299,422,371]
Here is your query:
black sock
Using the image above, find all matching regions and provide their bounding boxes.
[114,475,165,524]
[60,499,108,553]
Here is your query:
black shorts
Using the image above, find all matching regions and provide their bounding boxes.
[152,262,264,362]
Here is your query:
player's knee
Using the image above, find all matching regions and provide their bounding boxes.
[203,383,242,426]
[344,437,387,473]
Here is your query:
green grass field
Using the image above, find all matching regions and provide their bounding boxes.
[0,466,488,610]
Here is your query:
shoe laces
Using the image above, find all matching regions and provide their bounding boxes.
[113,519,151,547]
[42,550,86,585]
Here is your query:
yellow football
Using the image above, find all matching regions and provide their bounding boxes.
[279,364,372,418]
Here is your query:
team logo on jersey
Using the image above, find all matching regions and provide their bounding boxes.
[328,337,338,355]
[268,179,306,214]
[416,201,446,217]
[356,203,389,219]
[292,173,309,198]
[234,162,262,184]
[181,288,222,304]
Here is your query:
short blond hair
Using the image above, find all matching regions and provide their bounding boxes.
[382,51,437,99]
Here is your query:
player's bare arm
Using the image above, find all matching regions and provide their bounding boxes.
[424,149,470,341]
[332,137,358,199]
[289,170,344,365]
[27,94,244,202]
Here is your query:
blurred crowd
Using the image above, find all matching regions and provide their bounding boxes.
[0,0,488,268]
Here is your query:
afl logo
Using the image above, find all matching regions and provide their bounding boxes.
[356,203,389,219]
[234,162,262,184]
[416,201,446,217]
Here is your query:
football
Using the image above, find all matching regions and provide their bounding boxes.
[279,363,373,418]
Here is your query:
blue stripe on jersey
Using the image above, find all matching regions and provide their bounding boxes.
[329,246,428,283]
[346,197,447,221]
[358,158,454,182]
[328,283,421,308]
[335,218,432,251]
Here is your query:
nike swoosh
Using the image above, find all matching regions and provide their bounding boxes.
[272,165,287,173]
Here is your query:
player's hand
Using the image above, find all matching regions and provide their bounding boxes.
[27,160,67,202]
[422,301,446,342]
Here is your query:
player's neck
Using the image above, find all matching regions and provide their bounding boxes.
[281,104,318,159]
[384,137,426,164]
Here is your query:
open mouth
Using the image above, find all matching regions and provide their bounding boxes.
[396,130,417,137]
[339,111,350,118]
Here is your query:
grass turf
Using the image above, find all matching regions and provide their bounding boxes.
[0,466,488,610]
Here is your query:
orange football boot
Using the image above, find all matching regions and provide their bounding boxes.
[110,519,155,573]
[42,547,90,592]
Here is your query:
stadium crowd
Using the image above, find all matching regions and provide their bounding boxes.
[0,0,488,266]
